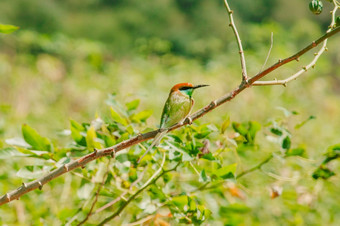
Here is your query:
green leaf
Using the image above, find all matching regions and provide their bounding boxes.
[126,99,140,111]
[16,165,48,179]
[270,128,283,136]
[323,143,340,163]
[188,196,197,212]
[171,195,188,210]
[247,121,261,141]
[221,116,230,134]
[232,122,248,136]
[22,124,52,152]
[286,146,306,157]
[77,183,95,199]
[110,107,127,125]
[0,147,28,159]
[70,119,86,145]
[131,110,153,123]
[220,203,251,213]
[295,115,316,129]
[0,24,19,34]
[85,126,102,150]
[312,165,335,180]
[202,152,215,160]
[199,169,209,182]
[216,163,237,179]
[128,168,138,182]
[282,136,291,150]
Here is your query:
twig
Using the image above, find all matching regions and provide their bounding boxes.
[253,5,339,86]
[191,154,274,192]
[0,10,339,207]
[77,159,111,225]
[98,159,180,226]
[236,154,274,179]
[93,168,146,215]
[224,0,248,82]
[259,32,274,73]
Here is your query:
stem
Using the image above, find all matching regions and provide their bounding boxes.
[236,154,274,179]
[224,0,248,81]
[97,159,180,225]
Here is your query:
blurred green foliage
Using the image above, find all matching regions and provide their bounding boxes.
[0,0,340,225]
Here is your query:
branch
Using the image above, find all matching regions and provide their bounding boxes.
[98,158,180,226]
[224,0,248,82]
[253,4,339,86]
[77,159,111,226]
[93,167,146,215]
[236,154,274,179]
[0,8,339,207]
[249,26,339,85]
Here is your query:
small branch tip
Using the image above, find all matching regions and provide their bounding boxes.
[38,181,43,190]
[210,100,217,107]
[186,117,193,125]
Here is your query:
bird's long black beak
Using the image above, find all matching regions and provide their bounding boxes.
[193,84,209,89]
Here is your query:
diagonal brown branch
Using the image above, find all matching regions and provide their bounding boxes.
[0,10,339,208]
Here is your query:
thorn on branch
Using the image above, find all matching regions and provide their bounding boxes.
[210,100,217,107]
[111,150,116,159]
[296,58,300,62]
[38,181,43,190]
[94,148,98,154]
[312,64,315,69]
[229,23,232,27]
[64,164,69,172]
[303,66,307,71]
[278,59,282,63]
[314,52,318,56]
[22,183,27,188]
[312,41,316,47]
[6,193,10,202]
[185,116,193,125]
[325,47,328,51]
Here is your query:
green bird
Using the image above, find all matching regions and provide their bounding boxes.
[139,83,209,162]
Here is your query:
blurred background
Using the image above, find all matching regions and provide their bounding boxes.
[0,0,340,224]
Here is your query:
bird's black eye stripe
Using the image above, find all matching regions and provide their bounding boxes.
[179,86,192,91]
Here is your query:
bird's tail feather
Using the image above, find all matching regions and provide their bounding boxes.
[138,130,168,163]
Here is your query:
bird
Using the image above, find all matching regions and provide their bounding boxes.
[138,83,209,162]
